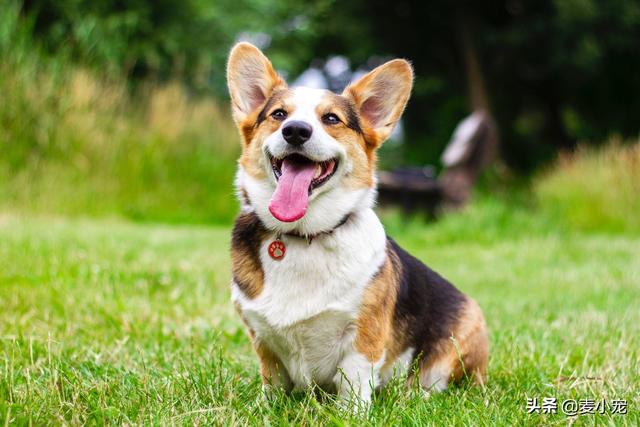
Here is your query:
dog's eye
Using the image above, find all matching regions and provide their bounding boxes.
[271,109,288,121]
[322,113,341,125]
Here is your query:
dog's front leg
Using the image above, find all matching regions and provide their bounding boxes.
[254,341,292,398]
[333,350,382,408]
[334,256,394,409]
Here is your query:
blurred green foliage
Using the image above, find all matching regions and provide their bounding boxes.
[1,1,240,224]
[534,142,640,233]
[13,0,640,172]
[1,0,639,225]
[12,0,640,172]
[19,0,335,94]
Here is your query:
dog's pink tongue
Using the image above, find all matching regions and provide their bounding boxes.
[269,158,316,222]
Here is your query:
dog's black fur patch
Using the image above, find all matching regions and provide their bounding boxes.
[388,238,466,360]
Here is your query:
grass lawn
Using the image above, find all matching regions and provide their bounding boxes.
[1,202,638,425]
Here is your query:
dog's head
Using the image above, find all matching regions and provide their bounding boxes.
[227,42,413,235]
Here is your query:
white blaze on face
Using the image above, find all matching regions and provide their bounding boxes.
[264,87,345,162]
[264,87,348,223]
[288,87,325,125]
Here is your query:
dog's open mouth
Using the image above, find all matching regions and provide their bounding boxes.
[268,153,338,223]
[271,154,338,191]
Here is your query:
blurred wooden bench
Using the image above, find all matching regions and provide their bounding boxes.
[377,110,497,216]
[378,166,442,218]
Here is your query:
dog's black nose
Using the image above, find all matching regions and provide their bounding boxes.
[282,121,312,146]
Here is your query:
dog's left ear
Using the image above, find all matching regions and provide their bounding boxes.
[227,42,285,124]
[343,59,413,145]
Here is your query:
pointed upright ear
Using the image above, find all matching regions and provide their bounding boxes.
[343,59,413,145]
[227,42,285,124]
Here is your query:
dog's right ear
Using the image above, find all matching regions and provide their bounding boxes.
[227,42,285,124]
[343,59,413,146]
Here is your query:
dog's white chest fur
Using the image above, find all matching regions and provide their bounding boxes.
[232,209,387,388]
[244,310,355,388]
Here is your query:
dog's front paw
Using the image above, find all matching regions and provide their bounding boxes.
[261,383,280,403]
[334,374,373,413]
[333,352,380,413]
[337,394,372,415]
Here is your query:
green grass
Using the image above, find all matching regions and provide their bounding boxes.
[534,142,640,234]
[1,199,638,425]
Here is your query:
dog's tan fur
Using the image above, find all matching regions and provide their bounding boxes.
[416,297,489,389]
[353,248,401,362]
[230,212,267,299]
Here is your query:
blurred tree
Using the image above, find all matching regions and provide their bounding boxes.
[19,0,334,93]
[14,0,640,172]
[304,0,640,171]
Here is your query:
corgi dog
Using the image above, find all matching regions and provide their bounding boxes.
[227,42,488,406]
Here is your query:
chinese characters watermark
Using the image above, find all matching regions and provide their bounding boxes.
[526,397,628,416]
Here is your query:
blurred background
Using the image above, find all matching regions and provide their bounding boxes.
[1,0,639,229]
